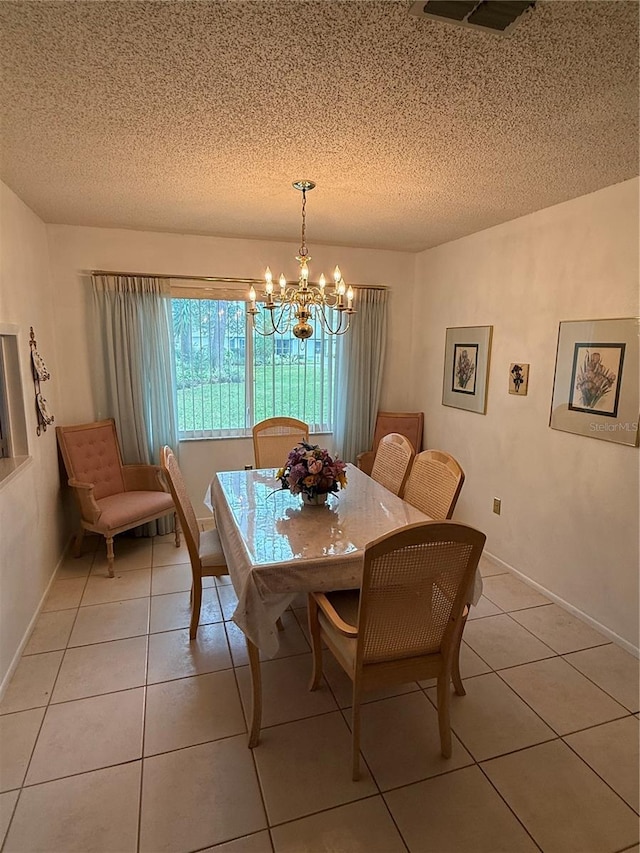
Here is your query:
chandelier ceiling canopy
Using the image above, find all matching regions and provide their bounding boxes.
[248,181,355,340]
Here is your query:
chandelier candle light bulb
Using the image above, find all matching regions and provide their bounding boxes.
[247,180,356,339]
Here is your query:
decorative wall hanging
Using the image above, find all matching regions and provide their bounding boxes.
[29,326,54,435]
[442,325,493,414]
[550,317,639,447]
[509,362,529,395]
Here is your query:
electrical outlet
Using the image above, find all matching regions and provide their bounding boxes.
[493,497,501,515]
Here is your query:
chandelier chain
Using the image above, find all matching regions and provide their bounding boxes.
[300,188,307,257]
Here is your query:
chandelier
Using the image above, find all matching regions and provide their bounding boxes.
[248,180,355,339]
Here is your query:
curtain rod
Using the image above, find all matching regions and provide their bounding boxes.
[89,269,388,290]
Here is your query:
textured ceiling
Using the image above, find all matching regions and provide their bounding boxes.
[0,0,638,253]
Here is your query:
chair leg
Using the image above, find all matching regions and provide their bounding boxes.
[452,605,469,696]
[173,512,180,547]
[105,536,115,578]
[351,685,362,781]
[246,637,262,748]
[436,671,452,758]
[189,578,203,640]
[308,595,323,691]
[73,528,85,558]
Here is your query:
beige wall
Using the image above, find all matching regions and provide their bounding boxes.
[0,183,67,688]
[412,178,639,651]
[46,225,415,511]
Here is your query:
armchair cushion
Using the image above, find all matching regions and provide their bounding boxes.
[92,490,175,533]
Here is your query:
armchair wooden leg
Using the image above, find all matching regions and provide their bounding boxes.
[308,595,323,691]
[173,512,180,547]
[437,671,452,759]
[73,528,85,558]
[189,579,203,640]
[246,637,262,748]
[105,536,115,578]
[452,605,470,697]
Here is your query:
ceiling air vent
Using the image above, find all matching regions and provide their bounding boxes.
[409,1,536,36]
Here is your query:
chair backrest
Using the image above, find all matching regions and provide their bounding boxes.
[403,449,465,520]
[252,417,309,469]
[370,432,415,496]
[371,411,424,455]
[160,446,201,566]
[358,521,485,666]
[56,419,125,500]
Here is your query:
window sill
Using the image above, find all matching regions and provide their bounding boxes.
[179,431,333,443]
[0,456,33,491]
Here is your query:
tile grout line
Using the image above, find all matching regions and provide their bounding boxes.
[2,542,637,851]
[0,546,96,849]
[135,583,152,853]
[222,590,276,853]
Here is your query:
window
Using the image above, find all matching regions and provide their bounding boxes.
[172,297,337,438]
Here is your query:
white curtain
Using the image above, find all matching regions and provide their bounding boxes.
[333,288,388,463]
[92,274,178,534]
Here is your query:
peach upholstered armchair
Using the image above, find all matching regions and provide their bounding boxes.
[56,419,178,577]
[356,411,424,476]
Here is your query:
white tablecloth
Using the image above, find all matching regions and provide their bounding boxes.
[209,464,483,657]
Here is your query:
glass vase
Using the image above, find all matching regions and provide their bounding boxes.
[301,492,328,507]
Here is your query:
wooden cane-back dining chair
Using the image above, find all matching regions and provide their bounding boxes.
[160,446,228,639]
[56,419,178,577]
[252,417,309,469]
[403,449,465,521]
[308,520,486,779]
[404,449,468,692]
[357,411,424,476]
[369,432,415,496]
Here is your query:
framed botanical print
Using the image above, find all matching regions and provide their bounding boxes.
[442,326,493,414]
[550,318,639,446]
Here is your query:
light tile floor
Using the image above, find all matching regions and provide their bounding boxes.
[1,535,638,853]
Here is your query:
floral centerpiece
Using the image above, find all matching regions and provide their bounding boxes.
[277,442,347,505]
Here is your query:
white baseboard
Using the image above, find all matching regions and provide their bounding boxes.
[0,537,73,702]
[483,549,640,659]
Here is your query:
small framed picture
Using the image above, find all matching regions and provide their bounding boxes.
[550,317,639,446]
[442,326,492,414]
[509,363,529,395]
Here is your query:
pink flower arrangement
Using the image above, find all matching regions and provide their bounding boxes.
[277,442,347,499]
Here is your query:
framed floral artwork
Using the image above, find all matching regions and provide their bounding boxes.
[550,317,639,446]
[442,326,493,414]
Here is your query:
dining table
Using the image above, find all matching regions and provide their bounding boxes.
[208,462,483,746]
